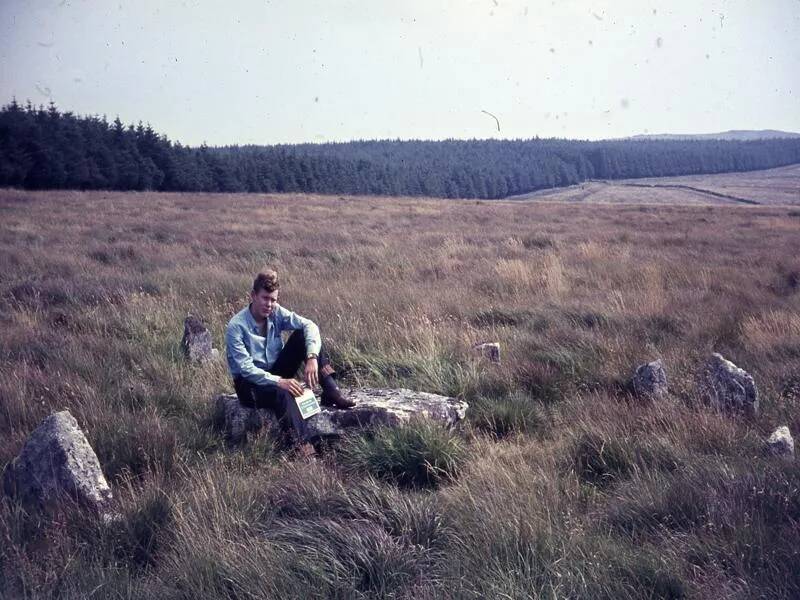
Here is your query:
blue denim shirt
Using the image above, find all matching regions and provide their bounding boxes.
[225,303,321,386]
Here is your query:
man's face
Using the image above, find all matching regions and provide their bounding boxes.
[250,288,279,320]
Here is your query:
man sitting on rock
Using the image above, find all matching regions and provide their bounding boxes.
[225,270,354,457]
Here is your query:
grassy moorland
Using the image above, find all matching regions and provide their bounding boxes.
[513,163,800,205]
[1,187,800,599]
[625,164,800,205]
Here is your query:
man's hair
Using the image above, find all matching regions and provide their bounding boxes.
[252,270,279,294]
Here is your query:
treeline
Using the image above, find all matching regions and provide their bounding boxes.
[2,99,800,199]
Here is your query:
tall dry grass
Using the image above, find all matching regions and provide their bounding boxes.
[1,188,799,598]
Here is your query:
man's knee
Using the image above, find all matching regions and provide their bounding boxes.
[276,388,305,428]
[287,329,328,361]
[285,329,307,348]
[275,388,296,410]
[233,377,255,407]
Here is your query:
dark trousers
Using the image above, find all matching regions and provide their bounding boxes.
[233,330,333,445]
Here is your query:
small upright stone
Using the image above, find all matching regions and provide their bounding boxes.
[3,411,113,515]
[181,315,214,363]
[473,342,501,364]
[631,359,668,400]
[702,353,759,417]
[766,426,794,459]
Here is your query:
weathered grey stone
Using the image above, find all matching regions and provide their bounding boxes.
[632,359,668,400]
[473,342,501,364]
[766,426,794,459]
[3,411,113,514]
[213,388,469,446]
[213,394,281,446]
[702,353,759,417]
[181,315,214,363]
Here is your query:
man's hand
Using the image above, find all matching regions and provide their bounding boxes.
[304,357,319,389]
[278,378,304,397]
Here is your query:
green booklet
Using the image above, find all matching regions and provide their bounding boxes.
[295,388,321,419]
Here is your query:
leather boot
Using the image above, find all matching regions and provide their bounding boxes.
[320,373,355,408]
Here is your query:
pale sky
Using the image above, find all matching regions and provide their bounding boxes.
[1,0,798,145]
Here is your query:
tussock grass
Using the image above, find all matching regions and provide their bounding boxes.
[469,391,548,438]
[337,420,467,488]
[570,429,682,487]
[1,189,800,597]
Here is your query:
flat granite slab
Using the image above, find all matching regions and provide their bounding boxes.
[213,387,468,446]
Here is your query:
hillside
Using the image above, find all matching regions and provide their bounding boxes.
[631,130,800,141]
[1,188,799,598]
[508,163,800,205]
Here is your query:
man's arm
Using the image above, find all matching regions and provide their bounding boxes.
[225,321,280,386]
[277,305,322,356]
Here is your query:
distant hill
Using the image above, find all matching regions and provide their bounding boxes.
[631,130,800,141]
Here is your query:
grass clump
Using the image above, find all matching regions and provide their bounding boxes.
[571,430,681,488]
[602,458,800,597]
[469,391,547,438]
[565,309,613,330]
[590,538,688,599]
[267,465,448,548]
[157,462,450,599]
[471,307,543,328]
[520,233,555,250]
[267,517,427,597]
[606,457,800,536]
[338,420,467,488]
[89,410,179,481]
[102,487,175,571]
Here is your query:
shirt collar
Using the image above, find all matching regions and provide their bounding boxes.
[245,303,278,331]
[244,303,259,331]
